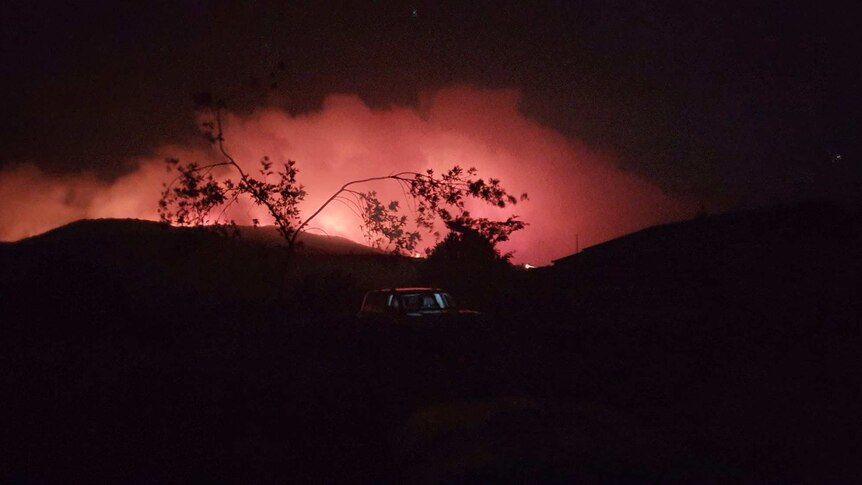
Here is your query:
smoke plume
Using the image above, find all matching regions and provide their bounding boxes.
[0,86,695,264]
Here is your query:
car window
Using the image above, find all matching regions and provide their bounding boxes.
[361,289,468,316]
[401,294,421,310]
[434,293,451,309]
[401,293,442,311]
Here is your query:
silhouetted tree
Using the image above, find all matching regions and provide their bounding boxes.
[422,224,517,311]
[158,96,528,255]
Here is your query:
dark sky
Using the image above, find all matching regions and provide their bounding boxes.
[1,0,858,209]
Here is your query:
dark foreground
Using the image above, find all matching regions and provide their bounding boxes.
[1,207,860,483]
[2,306,858,483]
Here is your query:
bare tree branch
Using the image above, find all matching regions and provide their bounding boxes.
[158,102,528,257]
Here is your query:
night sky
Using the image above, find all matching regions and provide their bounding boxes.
[1,1,858,261]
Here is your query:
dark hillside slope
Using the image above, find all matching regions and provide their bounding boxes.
[237,225,382,255]
[530,200,862,481]
[547,200,860,320]
[0,219,415,334]
[12,218,381,254]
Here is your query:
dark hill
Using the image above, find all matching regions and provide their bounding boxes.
[237,225,383,255]
[12,218,381,255]
[553,200,859,268]
[0,218,417,333]
[545,200,861,314]
[528,200,861,481]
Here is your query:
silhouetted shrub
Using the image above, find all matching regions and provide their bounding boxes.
[421,227,517,312]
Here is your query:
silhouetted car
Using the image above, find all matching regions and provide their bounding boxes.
[357,288,480,324]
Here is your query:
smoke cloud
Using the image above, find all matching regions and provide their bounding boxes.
[1,86,694,264]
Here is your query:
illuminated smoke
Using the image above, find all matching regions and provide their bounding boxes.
[0,86,695,264]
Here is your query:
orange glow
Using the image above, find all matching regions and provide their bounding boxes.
[0,86,695,264]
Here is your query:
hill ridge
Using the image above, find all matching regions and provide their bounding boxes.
[11,218,382,255]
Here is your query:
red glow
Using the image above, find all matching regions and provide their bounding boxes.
[0,86,695,264]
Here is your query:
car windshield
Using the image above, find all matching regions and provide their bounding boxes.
[400,292,450,311]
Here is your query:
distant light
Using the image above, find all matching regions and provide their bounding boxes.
[413,252,423,258]
[524,263,536,269]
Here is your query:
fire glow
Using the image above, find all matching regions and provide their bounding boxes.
[0,86,694,265]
